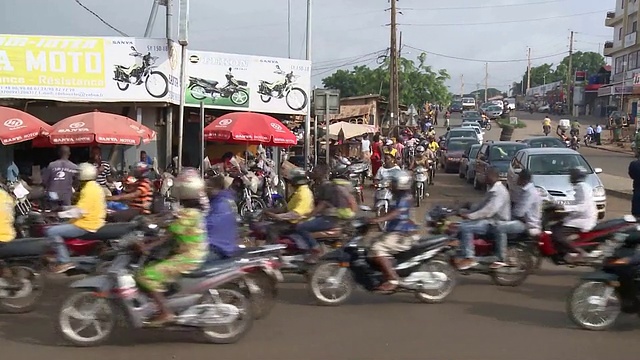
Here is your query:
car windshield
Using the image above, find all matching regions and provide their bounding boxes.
[527,153,592,175]
[488,106,501,111]
[463,122,480,127]
[464,111,480,117]
[469,146,481,158]
[448,141,476,151]
[450,130,476,139]
[527,138,564,148]
[489,144,525,161]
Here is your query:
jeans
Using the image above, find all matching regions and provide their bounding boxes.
[45,224,89,263]
[494,220,526,261]
[458,219,491,259]
[296,216,337,249]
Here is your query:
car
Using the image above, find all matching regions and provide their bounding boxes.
[518,136,565,148]
[444,128,480,142]
[440,138,480,173]
[485,105,502,120]
[505,147,606,219]
[462,110,482,119]
[463,116,483,125]
[449,102,464,113]
[461,123,484,141]
[459,143,482,182]
[479,102,493,112]
[462,97,476,110]
[538,104,550,113]
[473,141,528,190]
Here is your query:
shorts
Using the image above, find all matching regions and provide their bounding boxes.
[370,232,415,257]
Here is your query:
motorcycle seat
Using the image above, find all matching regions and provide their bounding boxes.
[262,81,274,86]
[75,222,138,241]
[592,218,631,231]
[182,258,238,278]
[0,237,49,259]
[201,80,218,87]
[311,228,343,239]
[404,235,450,252]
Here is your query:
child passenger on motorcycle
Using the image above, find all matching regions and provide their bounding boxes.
[136,168,209,326]
[368,171,418,292]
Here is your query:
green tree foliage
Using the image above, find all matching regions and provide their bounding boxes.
[321,52,451,107]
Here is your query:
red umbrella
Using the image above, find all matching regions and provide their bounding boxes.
[46,110,156,146]
[204,112,297,146]
[0,106,52,145]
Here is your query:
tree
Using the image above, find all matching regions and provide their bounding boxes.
[321,52,451,107]
[520,63,559,88]
[517,51,605,89]
[470,88,503,100]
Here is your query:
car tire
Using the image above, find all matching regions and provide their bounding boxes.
[466,170,474,184]
[473,176,482,190]
[598,211,605,220]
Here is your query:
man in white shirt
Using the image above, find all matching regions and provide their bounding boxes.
[553,167,598,262]
[595,124,603,145]
[492,170,541,269]
[457,167,511,270]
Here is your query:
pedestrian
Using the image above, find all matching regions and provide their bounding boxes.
[434,107,439,126]
[42,146,78,206]
[360,134,372,177]
[595,123,603,145]
[629,155,640,217]
[90,146,113,197]
[140,150,153,166]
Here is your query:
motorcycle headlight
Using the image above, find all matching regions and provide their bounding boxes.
[536,186,550,199]
[593,186,606,197]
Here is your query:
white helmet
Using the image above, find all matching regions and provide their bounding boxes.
[173,168,205,200]
[78,163,97,181]
[391,170,412,191]
[416,145,425,153]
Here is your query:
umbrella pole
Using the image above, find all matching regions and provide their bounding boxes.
[176,44,188,172]
[200,102,205,177]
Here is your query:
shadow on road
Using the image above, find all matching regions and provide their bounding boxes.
[498,282,570,302]
[462,301,568,329]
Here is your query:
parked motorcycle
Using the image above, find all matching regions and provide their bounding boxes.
[55,224,259,346]
[257,65,308,111]
[413,166,429,207]
[188,68,249,106]
[113,46,169,98]
[566,227,640,331]
[374,181,394,231]
[307,207,458,306]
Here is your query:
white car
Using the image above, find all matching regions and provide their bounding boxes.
[461,123,484,142]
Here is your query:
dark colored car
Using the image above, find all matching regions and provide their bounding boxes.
[462,110,482,119]
[519,136,565,148]
[440,138,480,173]
[473,141,528,190]
[444,128,479,142]
[449,102,463,113]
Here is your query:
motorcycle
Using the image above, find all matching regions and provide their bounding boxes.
[374,181,394,231]
[413,166,429,207]
[426,205,534,286]
[348,172,365,204]
[188,68,249,106]
[543,125,551,136]
[257,65,308,111]
[6,181,31,217]
[584,134,594,147]
[566,227,640,331]
[306,207,458,306]
[571,135,580,150]
[54,222,262,347]
[0,237,47,313]
[253,167,286,209]
[113,46,169,98]
[428,159,436,184]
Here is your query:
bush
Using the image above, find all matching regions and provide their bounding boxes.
[496,118,526,129]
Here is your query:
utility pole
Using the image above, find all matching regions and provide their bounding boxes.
[389,0,399,129]
[526,47,531,92]
[567,30,574,116]
[303,0,312,171]
[460,74,464,97]
[484,62,488,103]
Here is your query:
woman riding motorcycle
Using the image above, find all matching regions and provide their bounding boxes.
[136,168,209,326]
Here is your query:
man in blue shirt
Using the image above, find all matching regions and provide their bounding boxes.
[369,170,417,292]
[6,161,19,183]
[205,174,239,260]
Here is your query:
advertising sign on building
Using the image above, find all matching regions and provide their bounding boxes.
[0,34,181,103]
[185,50,311,115]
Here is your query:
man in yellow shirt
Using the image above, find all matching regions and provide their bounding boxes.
[0,186,16,242]
[45,163,106,273]
[263,168,314,241]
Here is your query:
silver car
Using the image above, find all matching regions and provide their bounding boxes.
[506,148,606,219]
[485,105,502,119]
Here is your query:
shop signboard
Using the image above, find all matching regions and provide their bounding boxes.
[0,34,181,103]
[185,50,311,115]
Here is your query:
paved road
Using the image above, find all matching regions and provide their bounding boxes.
[1,115,637,360]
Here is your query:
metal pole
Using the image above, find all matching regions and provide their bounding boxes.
[303,0,312,171]
[287,0,292,58]
[324,93,330,165]
[164,0,175,170]
[200,102,205,177]
[177,45,187,172]
[145,0,161,37]
[567,31,574,115]
[313,115,318,166]
[389,0,398,130]
[165,0,174,41]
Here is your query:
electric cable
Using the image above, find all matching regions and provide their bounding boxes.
[405,45,568,63]
[399,10,607,27]
[73,0,129,36]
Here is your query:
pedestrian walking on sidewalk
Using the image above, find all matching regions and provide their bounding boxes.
[595,124,603,145]
[628,155,640,216]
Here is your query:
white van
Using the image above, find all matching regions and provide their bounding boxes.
[462,97,476,110]
[504,98,516,111]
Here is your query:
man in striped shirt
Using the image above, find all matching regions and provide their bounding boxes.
[91,146,112,195]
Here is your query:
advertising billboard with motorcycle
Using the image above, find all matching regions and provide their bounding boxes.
[185,50,311,115]
[0,34,181,103]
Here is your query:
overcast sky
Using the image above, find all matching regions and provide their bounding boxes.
[2,0,613,93]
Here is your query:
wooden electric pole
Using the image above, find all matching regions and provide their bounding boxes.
[460,74,464,97]
[484,62,488,103]
[567,30,574,115]
[526,47,531,91]
[389,0,399,128]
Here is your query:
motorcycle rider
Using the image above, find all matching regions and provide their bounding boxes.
[205,174,240,260]
[0,184,15,243]
[492,170,542,269]
[368,171,417,292]
[296,164,357,263]
[552,167,598,262]
[383,139,398,158]
[45,163,107,273]
[456,167,510,270]
[410,146,429,169]
[542,115,552,135]
[136,168,209,326]
[263,168,314,241]
[107,162,153,222]
[375,153,402,185]
[586,124,595,145]
[570,120,581,137]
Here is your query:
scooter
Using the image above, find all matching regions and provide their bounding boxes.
[374,181,394,231]
[413,166,429,207]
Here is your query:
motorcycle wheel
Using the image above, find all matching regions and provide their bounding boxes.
[286,87,309,111]
[490,244,533,287]
[190,85,208,100]
[238,196,266,221]
[415,187,421,207]
[117,82,129,91]
[567,281,620,331]
[376,205,388,232]
[56,290,116,347]
[200,288,254,344]
[260,94,272,103]
[230,89,249,105]
[307,261,354,306]
[145,71,169,98]
[0,265,44,314]
[414,259,457,304]
[226,272,277,320]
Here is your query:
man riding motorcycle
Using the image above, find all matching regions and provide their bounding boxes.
[375,153,402,185]
[410,146,429,169]
[368,171,418,292]
[542,116,551,135]
[107,162,153,221]
[456,167,510,270]
[45,163,107,273]
[136,168,209,326]
[205,174,240,260]
[263,168,314,242]
[551,167,598,262]
[0,184,15,243]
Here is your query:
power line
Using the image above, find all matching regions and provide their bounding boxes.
[73,0,129,36]
[399,9,606,27]
[400,0,569,11]
[405,45,567,63]
[311,52,385,77]
[313,50,388,67]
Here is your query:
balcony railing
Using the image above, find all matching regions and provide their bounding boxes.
[604,41,614,48]
[607,11,616,19]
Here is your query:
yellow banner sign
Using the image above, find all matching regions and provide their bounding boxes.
[0,35,105,88]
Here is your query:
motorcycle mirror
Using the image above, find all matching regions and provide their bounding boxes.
[275,65,281,70]
[130,46,136,51]
[228,67,232,71]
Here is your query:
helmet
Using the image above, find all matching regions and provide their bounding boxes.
[125,176,137,185]
[416,145,425,153]
[288,168,308,186]
[569,167,588,183]
[385,139,393,146]
[391,170,412,191]
[331,163,350,179]
[78,163,97,181]
[131,161,150,178]
[173,168,205,200]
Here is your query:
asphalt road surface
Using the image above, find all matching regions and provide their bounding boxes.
[1,115,637,360]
